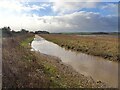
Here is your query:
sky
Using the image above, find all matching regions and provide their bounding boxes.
[0,0,119,32]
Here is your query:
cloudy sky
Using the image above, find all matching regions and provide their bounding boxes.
[0,0,119,32]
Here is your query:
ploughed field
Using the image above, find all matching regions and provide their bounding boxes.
[40,34,119,61]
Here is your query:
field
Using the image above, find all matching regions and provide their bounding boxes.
[2,33,108,88]
[40,34,119,61]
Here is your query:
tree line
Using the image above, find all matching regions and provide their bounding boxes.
[0,26,50,37]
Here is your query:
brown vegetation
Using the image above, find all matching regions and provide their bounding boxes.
[2,34,108,88]
[40,34,119,61]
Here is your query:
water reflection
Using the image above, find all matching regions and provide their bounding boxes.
[31,35,118,88]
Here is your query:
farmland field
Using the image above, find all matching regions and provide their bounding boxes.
[40,34,119,61]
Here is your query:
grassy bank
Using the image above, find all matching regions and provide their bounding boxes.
[2,33,108,88]
[40,34,119,61]
[20,36,34,48]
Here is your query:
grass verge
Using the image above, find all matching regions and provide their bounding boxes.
[20,36,34,48]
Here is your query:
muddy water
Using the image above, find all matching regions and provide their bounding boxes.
[31,35,118,88]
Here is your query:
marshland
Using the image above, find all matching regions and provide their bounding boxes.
[40,34,119,61]
[0,1,119,89]
[1,27,119,88]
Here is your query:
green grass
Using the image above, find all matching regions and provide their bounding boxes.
[43,63,57,75]
[21,36,34,48]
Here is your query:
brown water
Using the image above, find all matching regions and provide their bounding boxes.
[31,35,118,88]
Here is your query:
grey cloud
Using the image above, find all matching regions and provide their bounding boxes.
[38,11,118,32]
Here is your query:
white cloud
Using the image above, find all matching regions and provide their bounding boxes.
[101,3,118,15]
[51,0,99,15]
[41,3,50,7]
[37,11,117,32]
[101,3,117,9]
[0,0,49,13]
[49,0,100,2]
[0,1,118,32]
[0,1,23,12]
[0,11,117,32]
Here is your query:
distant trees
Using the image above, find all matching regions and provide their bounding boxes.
[21,29,29,33]
[1,27,30,37]
[2,27,12,37]
[1,26,50,37]
[35,31,49,34]
[2,27,11,31]
[91,32,109,35]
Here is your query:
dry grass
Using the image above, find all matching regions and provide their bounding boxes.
[2,34,50,88]
[40,34,119,61]
[2,34,109,88]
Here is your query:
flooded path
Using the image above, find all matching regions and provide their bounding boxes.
[31,35,118,88]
